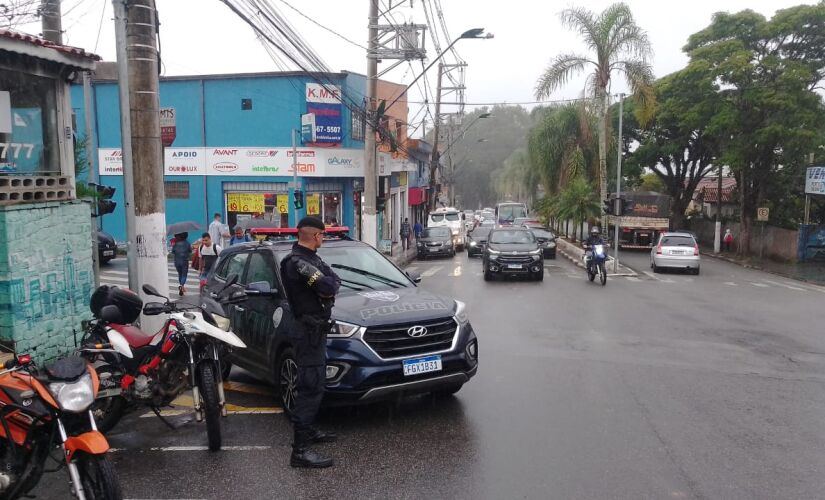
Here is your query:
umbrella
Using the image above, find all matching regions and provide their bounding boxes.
[166,221,201,236]
[236,218,280,231]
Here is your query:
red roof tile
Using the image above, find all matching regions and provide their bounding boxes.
[0,28,100,61]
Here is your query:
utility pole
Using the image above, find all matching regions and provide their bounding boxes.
[40,0,62,43]
[83,71,100,287]
[115,0,167,325]
[714,163,723,253]
[429,63,444,210]
[362,0,379,247]
[613,94,623,273]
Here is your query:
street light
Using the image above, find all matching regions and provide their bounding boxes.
[440,113,492,157]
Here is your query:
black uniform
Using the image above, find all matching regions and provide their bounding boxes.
[280,242,340,443]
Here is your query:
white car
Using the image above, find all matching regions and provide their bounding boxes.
[428,208,466,250]
[650,232,701,275]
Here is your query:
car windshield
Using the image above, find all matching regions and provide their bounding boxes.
[470,227,492,238]
[661,235,695,247]
[430,214,444,223]
[530,229,554,239]
[490,230,535,244]
[278,246,411,291]
[497,205,528,222]
[445,213,460,221]
[423,227,450,238]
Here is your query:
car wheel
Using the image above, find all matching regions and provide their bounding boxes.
[652,263,659,273]
[535,270,544,282]
[433,383,463,398]
[693,267,700,275]
[483,269,492,281]
[276,348,297,416]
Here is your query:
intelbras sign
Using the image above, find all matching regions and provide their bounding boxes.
[98,147,365,177]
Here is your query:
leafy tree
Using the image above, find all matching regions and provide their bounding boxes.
[638,172,664,192]
[556,177,600,242]
[535,3,655,216]
[683,4,825,252]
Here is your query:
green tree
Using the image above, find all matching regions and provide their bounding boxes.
[683,4,825,252]
[556,177,601,242]
[534,3,655,215]
[638,172,664,192]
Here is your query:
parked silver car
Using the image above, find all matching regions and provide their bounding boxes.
[650,232,701,275]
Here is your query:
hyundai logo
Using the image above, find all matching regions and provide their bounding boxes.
[407,325,428,338]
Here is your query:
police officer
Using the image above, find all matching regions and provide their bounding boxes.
[280,216,340,468]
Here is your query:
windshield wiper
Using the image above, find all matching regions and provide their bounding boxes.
[331,264,404,288]
[339,278,374,290]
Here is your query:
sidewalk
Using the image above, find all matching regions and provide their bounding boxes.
[556,238,637,276]
[388,243,417,268]
[701,245,825,286]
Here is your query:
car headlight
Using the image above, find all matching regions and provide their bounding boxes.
[469,241,477,246]
[329,321,361,338]
[548,242,556,248]
[49,373,95,413]
[417,241,424,247]
[454,300,469,325]
[213,313,231,332]
[451,228,459,235]
[529,249,542,255]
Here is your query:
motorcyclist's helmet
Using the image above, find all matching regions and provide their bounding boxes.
[590,226,601,235]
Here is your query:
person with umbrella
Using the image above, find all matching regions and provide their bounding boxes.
[170,232,192,296]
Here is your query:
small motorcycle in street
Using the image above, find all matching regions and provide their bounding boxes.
[584,244,608,286]
[81,278,247,452]
[0,352,123,499]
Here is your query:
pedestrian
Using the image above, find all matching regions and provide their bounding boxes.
[208,213,229,248]
[229,225,252,246]
[280,216,340,468]
[400,217,411,250]
[170,232,192,296]
[723,228,734,252]
[413,220,423,240]
[198,232,221,280]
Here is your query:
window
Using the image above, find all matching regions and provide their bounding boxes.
[164,181,189,199]
[216,252,249,281]
[352,111,365,141]
[0,72,59,174]
[245,252,277,289]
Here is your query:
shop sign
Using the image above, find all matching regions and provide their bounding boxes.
[165,148,205,175]
[306,194,321,215]
[306,83,342,144]
[98,149,123,175]
[160,107,176,147]
[227,193,265,213]
[805,166,825,195]
[276,194,289,214]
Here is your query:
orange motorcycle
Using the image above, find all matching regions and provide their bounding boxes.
[0,353,122,499]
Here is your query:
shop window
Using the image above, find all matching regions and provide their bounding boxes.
[225,190,288,230]
[352,110,365,141]
[164,181,189,199]
[0,72,60,175]
[306,192,342,226]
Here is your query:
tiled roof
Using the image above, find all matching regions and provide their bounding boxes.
[0,28,100,62]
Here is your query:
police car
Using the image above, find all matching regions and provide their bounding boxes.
[200,227,478,411]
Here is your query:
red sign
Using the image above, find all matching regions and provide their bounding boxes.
[160,107,176,147]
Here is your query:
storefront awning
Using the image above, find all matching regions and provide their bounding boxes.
[408,187,427,206]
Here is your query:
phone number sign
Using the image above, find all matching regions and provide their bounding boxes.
[306,83,342,144]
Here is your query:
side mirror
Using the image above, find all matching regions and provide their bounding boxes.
[142,284,165,298]
[143,302,167,316]
[100,304,124,324]
[223,290,248,304]
[407,271,422,284]
[105,329,134,359]
[246,281,277,296]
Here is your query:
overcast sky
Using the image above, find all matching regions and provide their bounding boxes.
[14,0,817,134]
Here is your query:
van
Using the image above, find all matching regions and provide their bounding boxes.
[428,208,466,250]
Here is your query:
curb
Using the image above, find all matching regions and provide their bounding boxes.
[702,250,825,287]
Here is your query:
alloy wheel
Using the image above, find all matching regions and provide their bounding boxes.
[280,357,298,411]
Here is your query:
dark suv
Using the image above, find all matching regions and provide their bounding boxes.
[482,227,544,281]
[200,236,478,411]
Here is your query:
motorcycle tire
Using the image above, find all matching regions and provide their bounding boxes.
[91,396,126,434]
[587,268,595,282]
[197,362,222,452]
[75,452,123,500]
[599,263,607,286]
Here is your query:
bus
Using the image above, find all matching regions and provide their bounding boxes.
[495,202,528,227]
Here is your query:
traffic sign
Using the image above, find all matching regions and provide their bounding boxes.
[757,207,769,222]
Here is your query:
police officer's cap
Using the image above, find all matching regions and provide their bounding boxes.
[297,216,325,231]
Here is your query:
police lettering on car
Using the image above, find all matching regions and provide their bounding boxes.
[279,216,340,468]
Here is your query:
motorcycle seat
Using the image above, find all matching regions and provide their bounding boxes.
[111,324,155,348]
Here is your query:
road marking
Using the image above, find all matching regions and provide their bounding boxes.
[723,282,738,286]
[450,265,462,277]
[762,279,806,291]
[421,266,443,277]
[405,266,419,272]
[223,381,273,396]
[139,407,282,417]
[626,277,641,282]
[643,271,674,283]
[750,282,769,288]
[110,445,271,453]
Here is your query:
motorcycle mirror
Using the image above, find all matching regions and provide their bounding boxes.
[219,274,239,293]
[142,284,165,298]
[142,302,167,316]
[100,305,124,324]
[105,329,134,359]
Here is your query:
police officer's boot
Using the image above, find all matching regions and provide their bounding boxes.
[308,427,337,443]
[290,429,334,468]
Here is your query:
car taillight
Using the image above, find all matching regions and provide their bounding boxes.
[656,244,662,255]
[694,244,699,256]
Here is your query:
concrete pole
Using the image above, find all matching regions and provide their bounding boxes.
[40,0,62,43]
[361,0,379,247]
[292,128,298,221]
[112,0,139,293]
[429,63,444,210]
[83,71,100,287]
[613,94,623,273]
[123,0,168,326]
[714,163,723,253]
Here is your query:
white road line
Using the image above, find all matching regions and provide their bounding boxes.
[421,266,443,277]
[109,445,271,453]
[449,265,462,277]
[626,277,642,282]
[762,279,806,291]
[405,266,419,272]
[723,282,738,286]
[750,282,770,288]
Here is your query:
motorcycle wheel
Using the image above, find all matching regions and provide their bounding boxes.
[75,452,123,500]
[197,363,222,452]
[599,263,607,286]
[587,267,595,282]
[90,396,126,434]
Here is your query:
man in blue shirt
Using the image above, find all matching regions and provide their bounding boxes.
[229,226,252,246]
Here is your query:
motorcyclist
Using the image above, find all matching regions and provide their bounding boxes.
[280,216,341,468]
[582,226,606,271]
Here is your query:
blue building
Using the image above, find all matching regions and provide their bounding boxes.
[72,69,373,241]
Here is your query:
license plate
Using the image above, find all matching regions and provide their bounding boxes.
[507,264,522,269]
[429,247,440,252]
[402,355,442,376]
[103,250,114,256]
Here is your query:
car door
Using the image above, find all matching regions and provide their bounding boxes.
[240,251,282,371]
[205,251,250,351]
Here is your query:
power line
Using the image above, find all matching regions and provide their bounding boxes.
[93,0,106,53]
[276,0,366,50]
[406,96,597,106]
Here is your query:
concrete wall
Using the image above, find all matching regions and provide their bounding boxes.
[691,219,799,262]
[0,201,94,361]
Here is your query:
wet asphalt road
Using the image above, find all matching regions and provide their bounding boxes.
[32,249,825,499]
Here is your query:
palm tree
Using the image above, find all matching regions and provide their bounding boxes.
[557,177,600,242]
[534,3,654,217]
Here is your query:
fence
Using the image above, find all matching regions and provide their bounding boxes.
[690,219,800,262]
